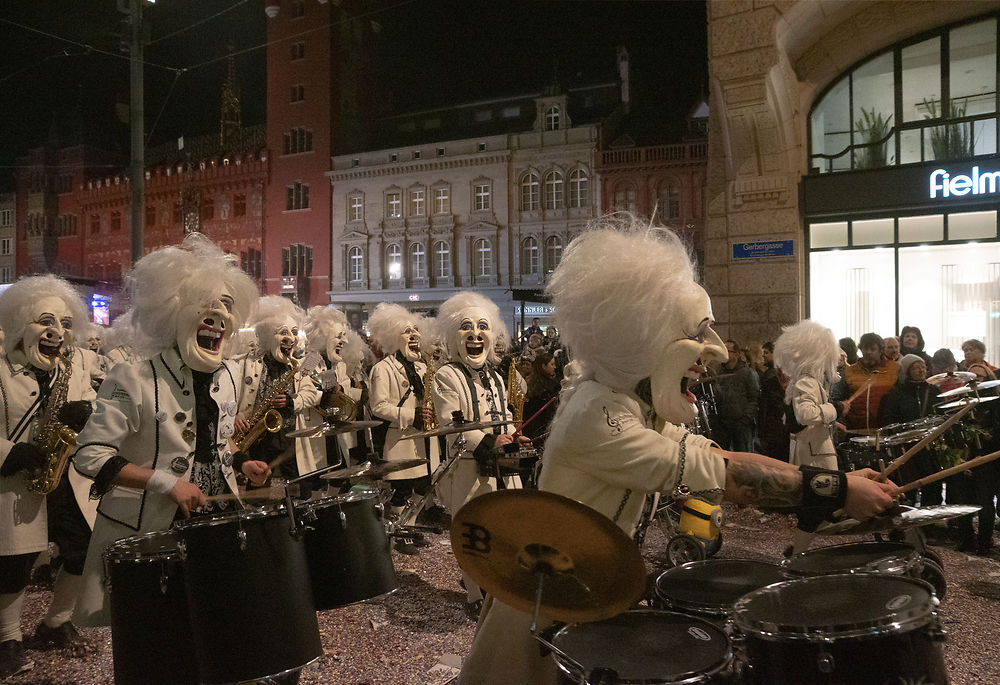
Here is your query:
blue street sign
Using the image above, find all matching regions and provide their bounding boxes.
[732,240,794,260]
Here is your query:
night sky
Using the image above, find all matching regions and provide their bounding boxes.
[0,0,706,187]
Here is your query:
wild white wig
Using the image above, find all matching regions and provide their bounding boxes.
[437,291,502,362]
[251,295,305,342]
[73,321,100,349]
[546,213,702,391]
[103,310,143,353]
[342,329,367,378]
[367,302,419,355]
[128,233,258,356]
[0,274,88,355]
[773,320,841,388]
[489,319,512,365]
[304,305,348,350]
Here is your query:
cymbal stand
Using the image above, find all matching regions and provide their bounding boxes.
[281,461,359,536]
[387,430,470,540]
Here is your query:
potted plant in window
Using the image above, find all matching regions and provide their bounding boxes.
[853,107,892,169]
[923,97,972,161]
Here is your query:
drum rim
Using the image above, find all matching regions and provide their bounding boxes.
[551,609,733,684]
[171,505,286,531]
[299,489,378,511]
[654,559,784,614]
[103,529,181,562]
[779,541,918,577]
[734,574,937,640]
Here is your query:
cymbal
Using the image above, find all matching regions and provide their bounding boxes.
[399,419,514,440]
[450,490,646,624]
[318,463,373,480]
[287,420,383,439]
[926,371,976,386]
[974,379,1000,390]
[936,384,973,399]
[815,504,981,536]
[368,459,429,478]
[937,395,999,411]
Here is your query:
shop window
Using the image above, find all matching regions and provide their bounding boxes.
[948,210,997,240]
[809,221,848,249]
[898,214,943,243]
[809,248,896,343]
[852,218,893,246]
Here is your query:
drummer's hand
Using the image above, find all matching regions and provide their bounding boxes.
[842,473,896,521]
[241,460,272,487]
[839,398,852,415]
[234,413,251,433]
[849,467,884,481]
[495,433,515,447]
[269,393,290,409]
[171,480,206,518]
[515,435,532,448]
[421,406,435,425]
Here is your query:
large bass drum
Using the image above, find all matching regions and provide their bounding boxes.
[104,530,199,685]
[300,491,397,610]
[551,609,732,684]
[734,574,948,684]
[174,507,322,684]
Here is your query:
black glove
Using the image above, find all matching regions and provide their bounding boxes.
[472,434,499,476]
[1,442,49,477]
[232,450,251,473]
[58,401,93,433]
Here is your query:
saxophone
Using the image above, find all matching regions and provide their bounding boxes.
[25,353,77,494]
[234,357,300,451]
[507,360,525,424]
[306,352,358,422]
[420,353,441,430]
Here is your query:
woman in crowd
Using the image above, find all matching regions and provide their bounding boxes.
[900,326,932,365]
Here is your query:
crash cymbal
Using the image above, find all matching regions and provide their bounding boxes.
[815,504,981,536]
[318,462,373,480]
[368,459,429,478]
[936,384,973,399]
[450,490,646,624]
[926,371,976,386]
[973,379,1000,390]
[937,395,999,411]
[399,419,514,439]
[286,420,384,439]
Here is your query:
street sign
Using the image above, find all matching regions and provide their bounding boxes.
[732,240,794,260]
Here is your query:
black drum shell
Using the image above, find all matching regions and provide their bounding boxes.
[734,574,948,685]
[105,531,199,685]
[551,609,733,684]
[174,508,322,684]
[302,492,397,610]
[655,559,785,619]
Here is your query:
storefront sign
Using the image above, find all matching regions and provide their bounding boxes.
[929,167,1000,199]
[732,240,794,260]
[408,294,420,301]
[514,304,555,317]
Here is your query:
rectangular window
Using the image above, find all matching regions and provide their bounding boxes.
[290,0,305,18]
[809,248,896,343]
[0,239,11,255]
[477,142,487,152]
[282,243,313,277]
[234,194,246,217]
[852,217,893,246]
[349,196,363,222]
[286,182,309,210]
[948,210,997,240]
[0,209,11,227]
[290,84,305,102]
[412,150,421,160]
[898,214,943,243]
[201,197,215,221]
[0,267,10,284]
[291,42,305,60]
[90,214,100,235]
[409,189,425,217]
[386,192,401,218]
[474,183,491,211]
[145,205,156,228]
[111,211,122,232]
[434,187,450,214]
[808,221,848,248]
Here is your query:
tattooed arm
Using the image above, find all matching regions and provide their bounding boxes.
[721,450,895,521]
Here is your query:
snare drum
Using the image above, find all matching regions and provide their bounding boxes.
[551,609,732,684]
[655,559,785,620]
[300,491,397,610]
[781,541,918,579]
[174,507,323,684]
[735,574,948,684]
[104,531,198,685]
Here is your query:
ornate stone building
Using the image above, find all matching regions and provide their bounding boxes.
[707,0,1000,357]
[0,192,14,285]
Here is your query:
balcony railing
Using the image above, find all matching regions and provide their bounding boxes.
[600,141,707,167]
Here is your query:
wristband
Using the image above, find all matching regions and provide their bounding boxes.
[147,470,179,495]
[796,466,847,532]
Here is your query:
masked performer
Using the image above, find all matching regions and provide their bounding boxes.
[234,296,320,491]
[772,320,851,555]
[432,293,530,611]
[69,323,109,392]
[458,217,896,685]
[367,304,440,553]
[72,234,270,627]
[0,276,99,677]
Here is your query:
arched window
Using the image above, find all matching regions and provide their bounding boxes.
[410,242,426,280]
[544,171,564,210]
[434,241,450,278]
[614,184,637,214]
[386,243,402,280]
[662,186,680,219]
[521,237,539,275]
[348,247,364,282]
[545,236,563,272]
[520,172,540,211]
[568,169,589,208]
[545,106,561,131]
[474,238,492,276]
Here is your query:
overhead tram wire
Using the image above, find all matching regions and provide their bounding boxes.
[147,0,251,46]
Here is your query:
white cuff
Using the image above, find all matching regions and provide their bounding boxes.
[146,470,179,494]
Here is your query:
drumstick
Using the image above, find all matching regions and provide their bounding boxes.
[891,448,1000,496]
[511,396,558,438]
[204,490,281,503]
[877,402,975,482]
[847,378,874,404]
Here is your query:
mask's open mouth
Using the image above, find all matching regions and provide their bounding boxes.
[334,342,345,354]
[280,342,295,356]
[38,339,62,358]
[465,340,484,357]
[679,364,705,404]
[197,326,224,353]
[408,341,420,353]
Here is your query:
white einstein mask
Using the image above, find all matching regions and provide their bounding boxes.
[399,322,421,362]
[268,319,299,366]
[454,308,493,370]
[326,323,348,364]
[20,296,73,372]
[176,292,236,373]
[648,286,727,424]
